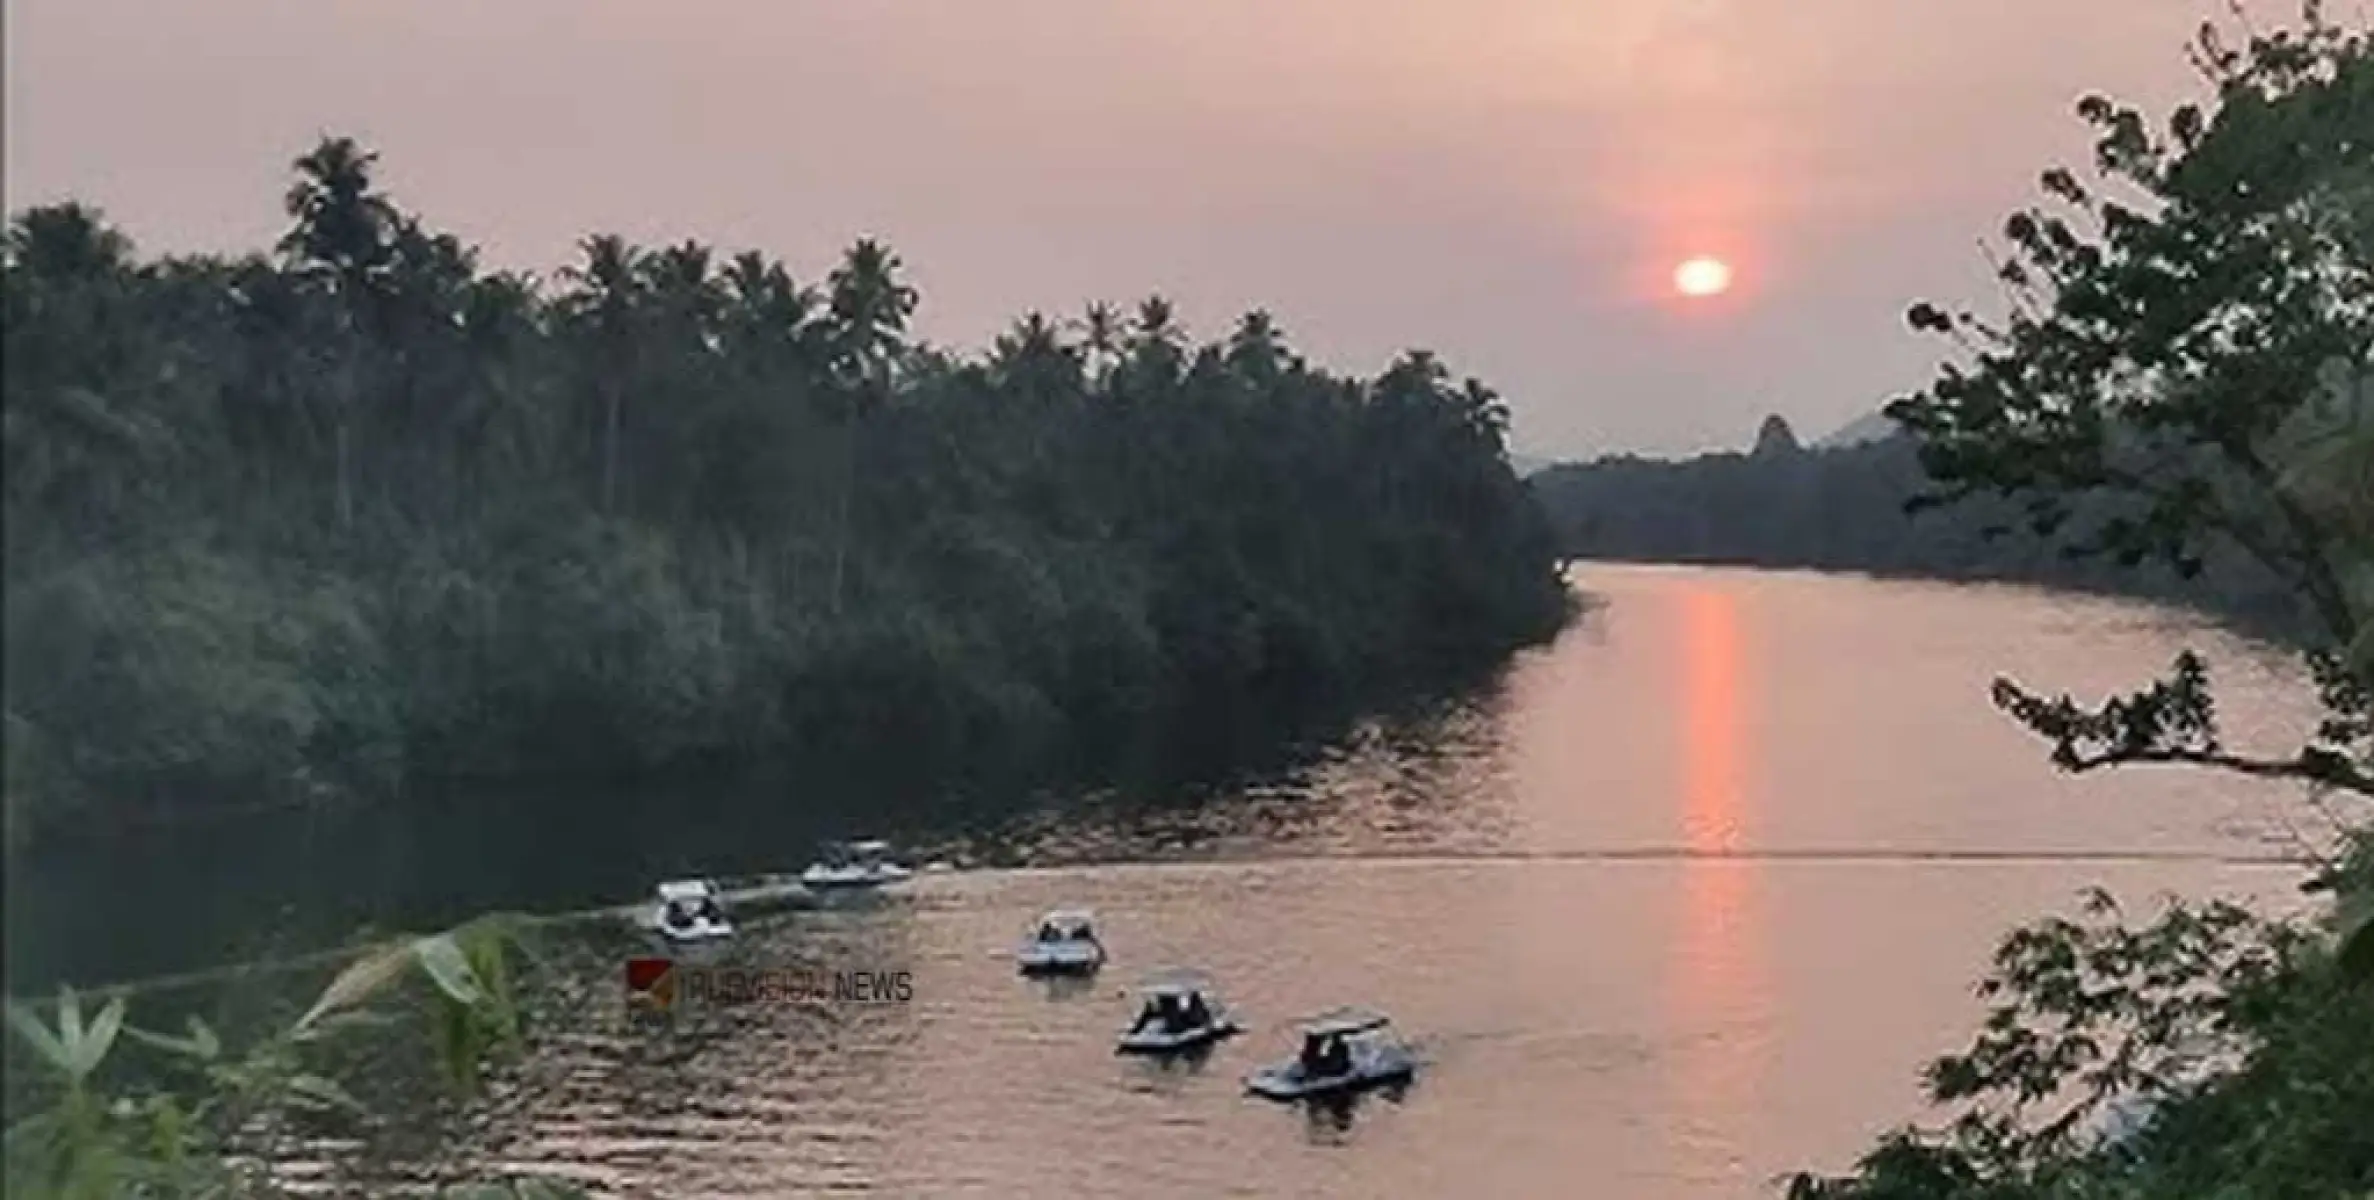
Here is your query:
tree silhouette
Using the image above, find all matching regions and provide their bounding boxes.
[0,135,1571,847]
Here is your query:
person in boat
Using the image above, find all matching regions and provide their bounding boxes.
[1299,1033,1326,1076]
[1300,1032,1351,1078]
[663,901,693,929]
[1322,1034,1353,1077]
[1142,993,1178,1033]
[1159,994,1196,1034]
[1039,922,1061,942]
[696,897,723,924]
[1180,992,1211,1031]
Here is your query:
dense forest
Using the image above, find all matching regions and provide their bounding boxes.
[1529,416,2309,634]
[0,138,1572,848]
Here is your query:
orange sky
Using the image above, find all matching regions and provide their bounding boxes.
[3,0,2217,456]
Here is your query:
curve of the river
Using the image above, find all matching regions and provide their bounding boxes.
[156,567,2365,1195]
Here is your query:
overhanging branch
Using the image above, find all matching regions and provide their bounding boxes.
[2057,745,2374,799]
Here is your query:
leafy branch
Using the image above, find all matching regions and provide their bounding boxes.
[1991,650,2374,800]
[1893,4,2374,803]
[3,915,574,1199]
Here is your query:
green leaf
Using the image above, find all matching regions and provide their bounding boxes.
[71,996,125,1078]
[284,1073,366,1115]
[56,985,83,1055]
[126,1021,208,1062]
[290,1008,396,1044]
[412,933,486,1007]
[431,994,484,1095]
[185,1015,220,1061]
[148,1094,189,1165]
[5,1001,72,1075]
[297,940,414,1032]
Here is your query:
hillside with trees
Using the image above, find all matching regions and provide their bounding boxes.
[1529,418,2308,633]
[0,142,1571,847]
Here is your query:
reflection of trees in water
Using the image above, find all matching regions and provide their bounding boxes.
[994,672,1529,865]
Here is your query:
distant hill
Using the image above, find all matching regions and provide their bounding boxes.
[1509,453,1553,478]
[1525,414,2302,635]
[1752,415,1804,457]
[1816,409,1903,448]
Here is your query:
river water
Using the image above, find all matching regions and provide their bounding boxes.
[15,565,2335,1197]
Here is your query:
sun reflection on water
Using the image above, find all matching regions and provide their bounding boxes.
[1668,586,1771,1179]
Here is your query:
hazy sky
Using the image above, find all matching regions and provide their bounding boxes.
[5,0,2219,457]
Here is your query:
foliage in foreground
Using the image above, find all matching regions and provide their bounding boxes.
[1792,5,2373,1197]
[0,139,1570,841]
[2,915,582,1199]
[1788,836,2374,1199]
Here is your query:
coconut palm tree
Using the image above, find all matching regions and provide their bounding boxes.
[823,238,916,399]
[1132,295,1181,351]
[642,241,722,341]
[720,250,815,367]
[278,137,396,298]
[1076,301,1122,393]
[559,234,644,513]
[990,311,1076,383]
[454,270,548,483]
[277,136,401,530]
[1224,309,1288,385]
[820,238,916,613]
[1116,295,1186,397]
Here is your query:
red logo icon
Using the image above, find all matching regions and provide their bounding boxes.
[626,957,676,1013]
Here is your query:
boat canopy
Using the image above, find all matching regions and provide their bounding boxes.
[1035,909,1097,937]
[1299,1007,1391,1039]
[656,880,720,902]
[1138,968,1213,998]
[817,839,894,863]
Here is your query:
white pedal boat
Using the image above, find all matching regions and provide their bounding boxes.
[1245,1009,1416,1100]
[799,839,914,891]
[1016,909,1106,976]
[648,879,734,944]
[1116,970,1239,1054]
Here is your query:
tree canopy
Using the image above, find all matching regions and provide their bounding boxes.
[1790,6,2374,1196]
[1888,4,2371,800]
[0,139,1571,844]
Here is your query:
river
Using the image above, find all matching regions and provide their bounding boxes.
[7,565,2332,1197]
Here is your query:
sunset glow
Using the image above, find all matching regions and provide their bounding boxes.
[1674,256,1734,298]
[1,0,2219,458]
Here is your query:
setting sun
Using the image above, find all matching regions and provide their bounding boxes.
[1674,256,1734,298]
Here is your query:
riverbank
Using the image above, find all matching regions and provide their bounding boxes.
[1529,434,2311,642]
[2,142,1573,854]
[2,649,1553,993]
[1561,548,2306,646]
